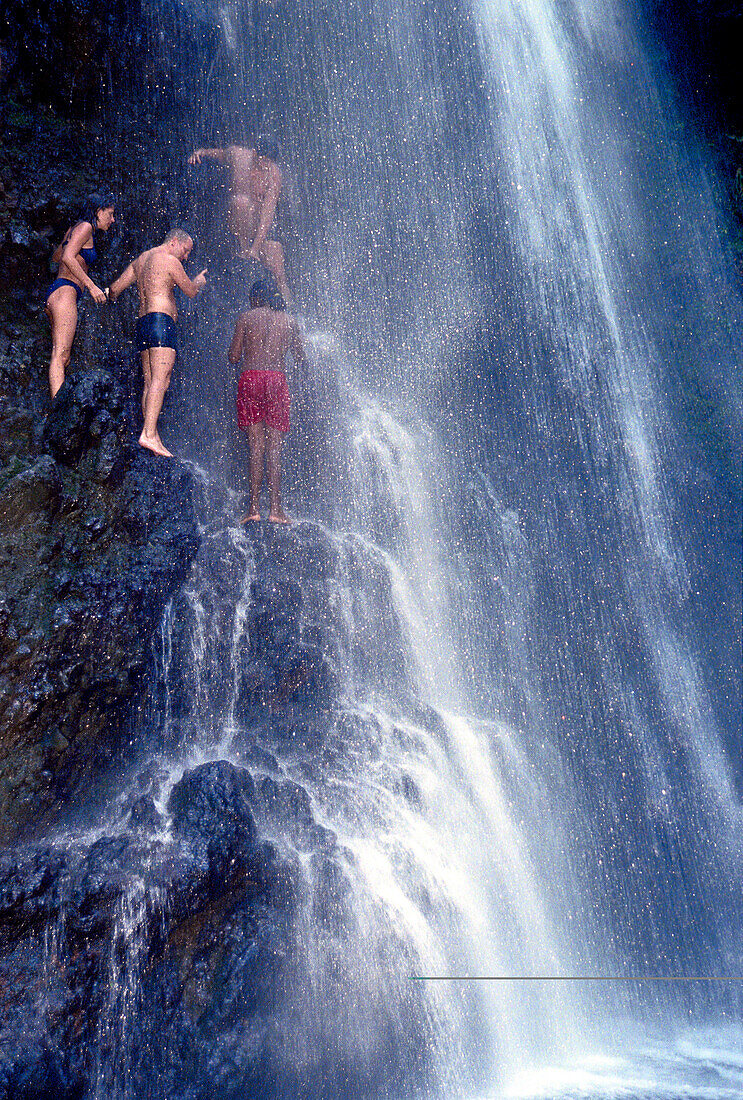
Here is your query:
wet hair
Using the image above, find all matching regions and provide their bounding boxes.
[164,227,193,246]
[254,134,279,162]
[85,190,116,228]
[248,278,286,311]
[249,279,273,308]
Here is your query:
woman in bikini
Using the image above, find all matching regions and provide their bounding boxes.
[44,192,116,397]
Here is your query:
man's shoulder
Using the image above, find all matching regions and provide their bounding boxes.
[135,246,158,266]
[154,249,182,273]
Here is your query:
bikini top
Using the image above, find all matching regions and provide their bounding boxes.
[61,222,97,267]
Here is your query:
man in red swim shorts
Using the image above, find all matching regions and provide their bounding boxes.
[229,280,306,524]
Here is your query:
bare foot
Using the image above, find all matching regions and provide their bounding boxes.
[241,512,261,524]
[138,432,173,458]
[268,510,291,525]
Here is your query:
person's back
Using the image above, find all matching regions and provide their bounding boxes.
[229,280,305,524]
[230,146,258,197]
[135,246,182,318]
[241,305,295,372]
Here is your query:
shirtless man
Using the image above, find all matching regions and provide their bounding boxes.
[228,280,306,524]
[107,229,207,457]
[188,137,290,302]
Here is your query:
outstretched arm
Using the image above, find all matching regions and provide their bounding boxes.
[188,147,227,165]
[171,259,208,298]
[107,262,136,302]
[228,315,246,365]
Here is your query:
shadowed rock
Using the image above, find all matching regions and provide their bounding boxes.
[0,370,200,840]
[0,755,349,1100]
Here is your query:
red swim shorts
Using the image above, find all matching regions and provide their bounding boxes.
[237,369,290,434]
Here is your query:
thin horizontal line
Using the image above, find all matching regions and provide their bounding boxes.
[410,975,743,982]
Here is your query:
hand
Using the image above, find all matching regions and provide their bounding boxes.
[248,246,263,261]
[188,150,203,165]
[90,284,107,305]
[195,269,208,289]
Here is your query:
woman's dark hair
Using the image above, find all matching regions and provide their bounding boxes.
[85,190,116,229]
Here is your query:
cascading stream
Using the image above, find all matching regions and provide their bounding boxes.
[84,0,743,1094]
[466,0,743,990]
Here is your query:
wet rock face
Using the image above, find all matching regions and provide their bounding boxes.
[0,759,342,1100]
[0,506,434,1098]
[0,512,417,1099]
[2,0,122,116]
[168,521,407,756]
[235,528,343,749]
[0,369,200,840]
[168,760,260,882]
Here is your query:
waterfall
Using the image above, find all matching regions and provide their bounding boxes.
[96,0,743,1093]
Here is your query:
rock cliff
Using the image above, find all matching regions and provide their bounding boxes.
[0,370,200,840]
[0,0,203,840]
[0,516,420,1100]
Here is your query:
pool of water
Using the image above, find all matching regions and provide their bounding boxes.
[496,1024,743,1099]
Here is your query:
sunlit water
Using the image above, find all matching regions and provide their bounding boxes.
[497,1023,743,1099]
[90,0,743,1093]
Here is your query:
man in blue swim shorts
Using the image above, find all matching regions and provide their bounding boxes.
[108,229,207,456]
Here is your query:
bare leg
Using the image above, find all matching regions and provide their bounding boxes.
[229,195,256,253]
[259,240,291,305]
[139,346,176,457]
[141,350,152,420]
[228,197,290,303]
[266,426,290,523]
[46,286,79,397]
[241,422,265,522]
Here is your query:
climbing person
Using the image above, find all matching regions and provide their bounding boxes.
[44,192,116,397]
[107,229,207,458]
[187,136,290,303]
[228,279,306,524]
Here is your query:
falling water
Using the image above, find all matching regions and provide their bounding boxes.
[96,0,743,1094]
[93,879,166,1100]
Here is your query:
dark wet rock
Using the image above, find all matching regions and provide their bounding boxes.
[237,639,338,722]
[0,369,200,840]
[169,761,259,879]
[219,523,407,764]
[43,368,126,473]
[0,754,350,1100]
[153,519,391,758]
[253,774,336,854]
[0,454,59,525]
[0,1046,69,1100]
[127,794,162,834]
[0,847,67,945]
